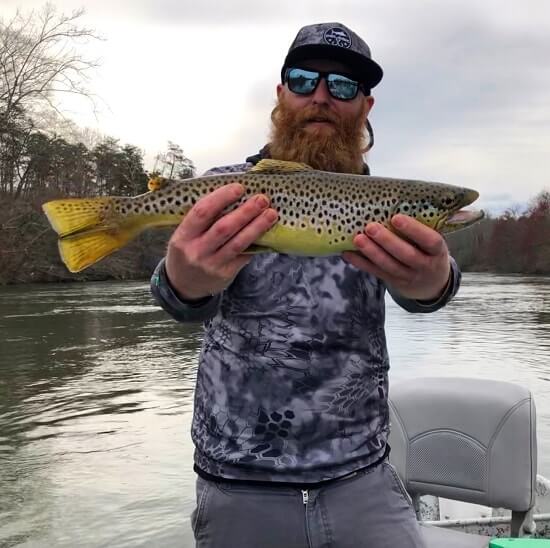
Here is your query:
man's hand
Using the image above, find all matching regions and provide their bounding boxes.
[165,183,278,301]
[342,214,451,301]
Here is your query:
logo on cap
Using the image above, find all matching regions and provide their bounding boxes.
[323,27,352,49]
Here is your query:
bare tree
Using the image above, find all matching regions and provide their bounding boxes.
[0,4,102,194]
[0,3,102,124]
[33,108,105,148]
[153,141,195,179]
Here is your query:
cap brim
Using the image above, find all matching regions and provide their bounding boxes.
[282,44,383,89]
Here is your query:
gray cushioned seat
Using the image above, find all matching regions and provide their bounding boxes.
[388,377,537,546]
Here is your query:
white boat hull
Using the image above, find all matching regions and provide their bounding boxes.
[418,475,550,538]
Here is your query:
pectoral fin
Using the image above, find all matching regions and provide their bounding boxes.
[243,244,274,254]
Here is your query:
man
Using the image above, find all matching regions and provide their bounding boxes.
[152,22,457,548]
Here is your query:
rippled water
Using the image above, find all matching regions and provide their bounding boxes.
[0,274,549,547]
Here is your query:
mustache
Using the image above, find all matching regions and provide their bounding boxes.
[293,105,340,127]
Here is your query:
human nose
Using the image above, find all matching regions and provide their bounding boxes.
[311,77,332,104]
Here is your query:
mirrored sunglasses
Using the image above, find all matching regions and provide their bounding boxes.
[284,67,365,101]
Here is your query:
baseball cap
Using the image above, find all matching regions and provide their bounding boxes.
[281,22,383,90]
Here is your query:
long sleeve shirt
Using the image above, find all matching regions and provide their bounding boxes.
[150,159,461,484]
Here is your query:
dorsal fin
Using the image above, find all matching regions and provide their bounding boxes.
[147,176,168,192]
[249,159,314,173]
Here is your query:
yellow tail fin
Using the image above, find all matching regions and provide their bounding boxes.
[43,197,141,273]
[57,226,142,273]
[43,197,113,237]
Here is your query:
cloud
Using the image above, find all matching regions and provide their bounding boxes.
[360,1,550,204]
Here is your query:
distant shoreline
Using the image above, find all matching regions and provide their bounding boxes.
[2,194,549,286]
[2,267,549,288]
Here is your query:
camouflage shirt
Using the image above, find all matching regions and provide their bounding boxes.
[151,159,461,484]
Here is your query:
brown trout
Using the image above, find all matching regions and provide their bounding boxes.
[42,159,484,273]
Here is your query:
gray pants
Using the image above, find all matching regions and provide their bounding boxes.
[191,461,426,547]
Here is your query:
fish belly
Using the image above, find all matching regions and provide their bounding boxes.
[255,223,354,256]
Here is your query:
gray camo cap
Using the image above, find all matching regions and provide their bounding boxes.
[281,22,383,89]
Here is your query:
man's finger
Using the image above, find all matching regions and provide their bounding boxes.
[213,208,278,263]
[342,250,396,284]
[199,195,272,256]
[353,233,412,280]
[391,214,446,257]
[177,183,245,240]
[361,223,427,270]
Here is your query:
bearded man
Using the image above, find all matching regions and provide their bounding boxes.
[151,22,458,548]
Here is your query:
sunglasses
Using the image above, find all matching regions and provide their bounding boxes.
[284,67,366,101]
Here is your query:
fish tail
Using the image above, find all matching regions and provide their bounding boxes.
[42,197,143,273]
[42,197,115,237]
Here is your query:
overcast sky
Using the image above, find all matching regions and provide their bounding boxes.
[2,0,550,213]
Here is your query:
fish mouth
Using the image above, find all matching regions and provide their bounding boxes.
[438,209,485,232]
[437,188,484,233]
[463,188,480,205]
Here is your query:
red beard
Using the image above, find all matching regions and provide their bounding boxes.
[269,98,370,174]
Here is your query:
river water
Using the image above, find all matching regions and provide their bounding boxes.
[0,273,549,547]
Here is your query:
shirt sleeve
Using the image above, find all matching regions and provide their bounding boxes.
[150,257,221,323]
[386,256,462,313]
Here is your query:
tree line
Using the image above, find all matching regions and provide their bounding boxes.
[447,191,550,275]
[0,5,194,283]
[0,5,548,284]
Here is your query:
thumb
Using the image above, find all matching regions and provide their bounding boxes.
[220,254,253,283]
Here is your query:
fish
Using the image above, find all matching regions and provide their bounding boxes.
[42,159,484,273]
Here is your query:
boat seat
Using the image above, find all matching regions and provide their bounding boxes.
[388,377,537,546]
